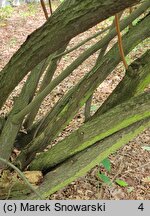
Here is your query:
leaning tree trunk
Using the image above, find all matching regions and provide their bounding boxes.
[13,13,150,170]
[0,0,149,200]
[28,117,150,200]
[0,0,140,108]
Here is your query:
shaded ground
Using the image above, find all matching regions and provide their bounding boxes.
[0,3,149,200]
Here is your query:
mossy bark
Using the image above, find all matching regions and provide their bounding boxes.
[2,118,149,200]
[14,14,150,170]
[29,92,150,171]
[0,0,140,108]
[28,117,150,199]
[23,43,69,130]
[13,2,150,150]
[10,2,149,123]
[0,0,149,200]
[0,62,48,168]
[94,49,150,117]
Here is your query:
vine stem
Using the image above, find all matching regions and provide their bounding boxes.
[115,14,128,70]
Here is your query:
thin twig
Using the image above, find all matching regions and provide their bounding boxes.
[115,14,128,70]
[40,0,49,20]
[48,0,53,15]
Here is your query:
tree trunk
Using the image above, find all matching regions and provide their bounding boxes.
[27,117,150,199]
[13,13,150,170]
[0,0,140,108]
[29,91,150,171]
[94,49,150,117]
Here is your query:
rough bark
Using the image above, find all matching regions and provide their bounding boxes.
[13,13,150,170]
[10,2,150,124]
[84,12,122,121]
[30,91,150,171]
[28,117,150,199]
[37,13,149,138]
[0,61,47,168]
[93,49,150,117]
[14,1,149,150]
[0,0,140,108]
[23,43,69,130]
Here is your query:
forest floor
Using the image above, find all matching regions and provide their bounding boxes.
[0,2,150,200]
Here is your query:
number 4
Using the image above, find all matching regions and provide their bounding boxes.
[138,203,144,211]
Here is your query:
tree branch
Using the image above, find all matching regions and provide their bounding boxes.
[0,0,141,108]
[28,117,150,199]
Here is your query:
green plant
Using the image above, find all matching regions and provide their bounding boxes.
[0,0,149,199]
[98,158,112,185]
[0,6,14,21]
[115,179,128,187]
[98,158,128,187]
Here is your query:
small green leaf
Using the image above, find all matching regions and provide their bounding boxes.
[115,179,128,187]
[142,146,150,151]
[98,172,111,185]
[101,158,111,172]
